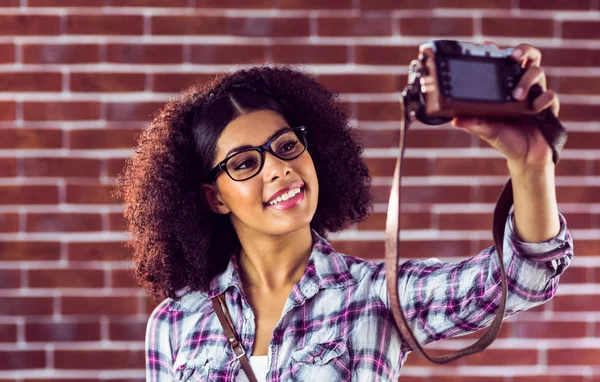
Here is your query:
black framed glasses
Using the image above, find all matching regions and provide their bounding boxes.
[206,126,308,183]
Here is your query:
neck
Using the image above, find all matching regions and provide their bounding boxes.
[235,225,313,294]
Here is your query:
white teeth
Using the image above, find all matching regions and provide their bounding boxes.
[268,187,302,206]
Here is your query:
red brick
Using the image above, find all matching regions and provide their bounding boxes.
[106,102,163,121]
[556,186,600,203]
[0,0,18,5]
[553,294,599,312]
[555,158,594,176]
[0,44,14,63]
[0,158,16,177]
[0,185,59,205]
[228,17,309,37]
[151,73,217,93]
[68,241,130,261]
[22,44,101,64]
[0,241,60,261]
[0,129,62,149]
[107,158,127,178]
[272,44,348,64]
[520,0,592,9]
[280,0,351,8]
[108,212,127,231]
[151,15,227,35]
[0,351,45,370]
[55,350,144,369]
[24,157,101,178]
[542,48,600,67]
[195,0,270,7]
[318,74,402,94]
[400,17,474,37]
[331,239,472,260]
[0,213,19,233]
[109,0,187,5]
[70,72,146,93]
[548,348,600,365]
[355,128,472,148]
[360,0,435,10]
[0,15,60,35]
[356,211,432,231]
[68,128,138,149]
[0,297,53,316]
[355,102,404,121]
[355,45,417,66]
[0,269,20,289]
[23,102,100,121]
[374,184,472,204]
[513,377,585,382]
[559,266,591,284]
[363,157,430,177]
[66,15,144,35]
[28,268,104,288]
[318,16,392,36]
[576,240,600,257]
[106,44,184,64]
[437,0,510,6]
[561,212,595,230]
[565,132,600,149]
[61,296,139,315]
[563,21,600,39]
[434,157,508,176]
[111,269,137,288]
[459,348,538,366]
[482,17,554,38]
[0,72,61,92]
[557,76,600,95]
[0,102,16,121]
[0,324,17,343]
[512,320,587,338]
[190,45,268,65]
[66,184,119,204]
[29,0,104,5]
[25,321,101,342]
[108,320,146,341]
[439,212,493,231]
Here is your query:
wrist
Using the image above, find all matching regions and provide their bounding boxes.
[507,159,555,178]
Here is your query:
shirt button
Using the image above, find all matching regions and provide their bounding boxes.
[244,312,252,320]
[314,356,321,363]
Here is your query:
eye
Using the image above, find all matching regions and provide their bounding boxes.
[233,158,259,171]
[278,139,298,154]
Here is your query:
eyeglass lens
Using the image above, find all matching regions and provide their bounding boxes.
[225,130,305,181]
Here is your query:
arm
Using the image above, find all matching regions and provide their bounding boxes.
[146,299,175,382]
[373,210,573,346]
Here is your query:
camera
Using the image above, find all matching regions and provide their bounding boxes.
[409,40,530,122]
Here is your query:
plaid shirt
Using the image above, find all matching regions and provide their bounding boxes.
[146,212,573,382]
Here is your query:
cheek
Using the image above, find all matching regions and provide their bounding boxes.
[222,180,263,206]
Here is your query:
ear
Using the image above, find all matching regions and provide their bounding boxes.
[200,183,231,215]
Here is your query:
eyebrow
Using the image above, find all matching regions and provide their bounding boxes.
[223,127,290,159]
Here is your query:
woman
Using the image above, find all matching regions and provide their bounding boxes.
[115,44,573,381]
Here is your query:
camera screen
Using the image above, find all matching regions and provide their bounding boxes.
[447,59,503,102]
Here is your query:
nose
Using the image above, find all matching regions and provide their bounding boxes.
[262,150,292,181]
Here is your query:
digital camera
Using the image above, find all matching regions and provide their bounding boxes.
[414,40,529,120]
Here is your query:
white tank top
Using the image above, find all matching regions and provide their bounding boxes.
[236,355,269,382]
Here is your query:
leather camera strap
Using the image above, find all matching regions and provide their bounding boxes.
[385,88,568,363]
[211,293,259,382]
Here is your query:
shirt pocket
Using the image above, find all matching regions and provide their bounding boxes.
[173,358,211,382]
[290,338,351,381]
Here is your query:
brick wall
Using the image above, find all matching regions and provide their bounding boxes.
[0,0,598,381]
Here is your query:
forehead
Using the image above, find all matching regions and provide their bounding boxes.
[216,110,290,160]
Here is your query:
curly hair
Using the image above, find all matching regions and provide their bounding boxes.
[113,65,373,301]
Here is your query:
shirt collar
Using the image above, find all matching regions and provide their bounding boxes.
[175,229,357,311]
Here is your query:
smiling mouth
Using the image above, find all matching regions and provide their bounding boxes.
[264,186,305,208]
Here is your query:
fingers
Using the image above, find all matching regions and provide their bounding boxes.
[513,66,547,101]
[510,43,542,68]
[532,89,560,117]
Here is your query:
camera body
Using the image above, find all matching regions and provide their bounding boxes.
[418,40,528,119]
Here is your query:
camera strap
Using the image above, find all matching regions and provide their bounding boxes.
[386,84,568,364]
